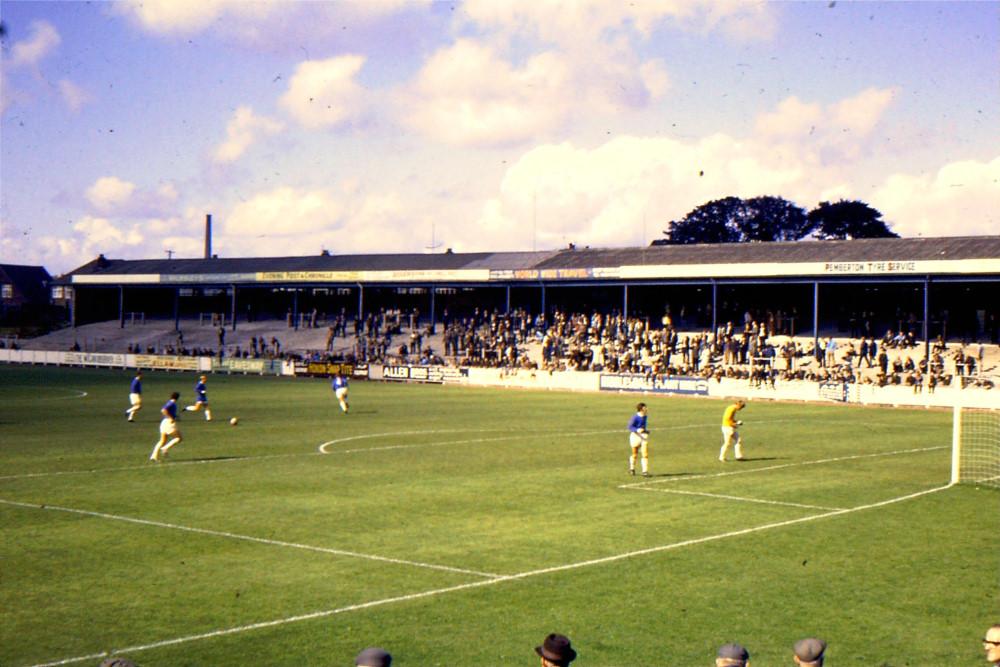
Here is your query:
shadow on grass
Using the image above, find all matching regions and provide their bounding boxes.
[184,455,248,462]
[733,456,781,462]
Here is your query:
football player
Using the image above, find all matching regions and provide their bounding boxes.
[627,402,650,477]
[184,375,212,421]
[719,399,746,462]
[149,392,182,462]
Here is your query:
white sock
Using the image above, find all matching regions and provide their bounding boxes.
[185,406,196,411]
[641,458,648,473]
[205,409,212,421]
[161,437,180,453]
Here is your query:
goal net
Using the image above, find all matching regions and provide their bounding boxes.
[951,406,1000,487]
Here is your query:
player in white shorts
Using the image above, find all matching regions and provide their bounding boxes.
[627,402,650,477]
[150,392,182,462]
[332,372,349,413]
[125,371,143,422]
[184,375,212,421]
[719,399,746,462]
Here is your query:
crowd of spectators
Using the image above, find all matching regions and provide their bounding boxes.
[96,625,1000,665]
[54,303,996,390]
[365,306,998,391]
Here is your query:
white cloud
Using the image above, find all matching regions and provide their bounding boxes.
[754,96,823,139]
[279,56,366,130]
[213,106,284,163]
[871,156,1000,237]
[460,0,774,45]
[83,176,181,217]
[113,0,260,34]
[113,0,422,41]
[830,86,898,136]
[58,79,91,112]
[86,177,137,212]
[402,40,573,147]
[223,186,344,240]
[9,20,61,68]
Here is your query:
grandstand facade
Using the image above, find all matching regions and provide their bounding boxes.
[56,236,1000,346]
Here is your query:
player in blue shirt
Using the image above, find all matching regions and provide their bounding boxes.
[627,402,650,477]
[125,371,143,422]
[184,374,212,421]
[149,392,182,462]
[332,372,349,413]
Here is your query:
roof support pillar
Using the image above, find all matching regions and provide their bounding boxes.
[540,282,546,316]
[70,287,76,329]
[119,285,125,329]
[812,281,819,350]
[173,288,180,332]
[923,275,930,369]
[230,284,237,332]
[429,285,436,334]
[293,289,299,331]
[623,284,629,318]
[505,285,511,314]
[711,279,718,333]
[357,283,364,321]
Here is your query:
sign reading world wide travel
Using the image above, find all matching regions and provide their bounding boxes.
[599,374,709,395]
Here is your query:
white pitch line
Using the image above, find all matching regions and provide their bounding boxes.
[2,388,89,402]
[618,445,948,490]
[630,486,844,511]
[21,481,955,667]
[0,498,500,579]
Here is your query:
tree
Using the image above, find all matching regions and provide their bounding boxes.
[808,200,898,240]
[741,196,813,242]
[654,196,811,245]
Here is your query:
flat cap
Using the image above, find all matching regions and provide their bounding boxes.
[794,637,826,661]
[355,647,392,667]
[718,643,750,660]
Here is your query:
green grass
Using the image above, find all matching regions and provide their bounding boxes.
[0,365,996,667]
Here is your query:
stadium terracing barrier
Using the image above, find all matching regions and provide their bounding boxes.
[369,363,1000,410]
[1,349,995,408]
[0,348,282,375]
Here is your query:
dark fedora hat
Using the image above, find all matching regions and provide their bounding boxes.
[535,633,577,664]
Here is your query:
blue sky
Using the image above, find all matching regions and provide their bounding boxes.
[1,0,997,275]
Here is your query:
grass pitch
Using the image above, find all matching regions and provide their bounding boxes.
[0,365,996,667]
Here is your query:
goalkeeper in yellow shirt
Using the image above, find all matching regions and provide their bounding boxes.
[719,399,746,462]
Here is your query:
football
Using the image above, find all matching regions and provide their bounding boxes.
[229,416,239,426]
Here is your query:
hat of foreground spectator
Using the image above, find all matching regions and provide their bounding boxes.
[99,659,138,667]
[355,646,392,667]
[985,623,1000,665]
[535,633,577,665]
[794,637,826,665]
[716,642,750,666]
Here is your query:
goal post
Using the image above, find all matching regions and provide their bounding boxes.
[951,406,1000,487]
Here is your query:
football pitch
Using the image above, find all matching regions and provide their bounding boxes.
[1,365,995,667]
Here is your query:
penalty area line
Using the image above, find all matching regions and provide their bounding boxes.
[629,486,844,511]
[619,445,948,489]
[0,497,501,580]
[21,482,955,667]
